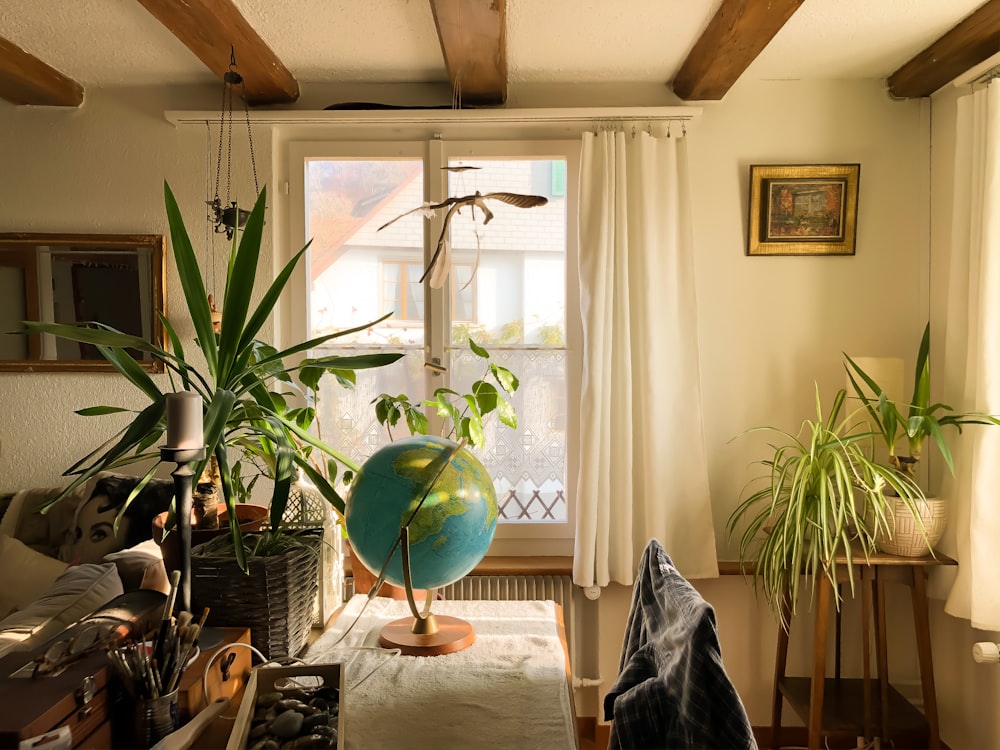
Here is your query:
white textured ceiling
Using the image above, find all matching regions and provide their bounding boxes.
[0,0,991,90]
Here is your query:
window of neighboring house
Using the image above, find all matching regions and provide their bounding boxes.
[381,260,474,323]
[290,139,579,555]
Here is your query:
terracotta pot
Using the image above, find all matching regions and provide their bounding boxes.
[152,503,269,575]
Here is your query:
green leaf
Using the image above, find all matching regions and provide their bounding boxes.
[158,312,190,390]
[404,407,429,435]
[164,182,217,380]
[472,381,499,416]
[295,456,346,517]
[75,406,131,416]
[491,364,519,394]
[20,320,160,354]
[218,188,268,383]
[268,438,295,532]
[468,338,490,359]
[214,443,246,572]
[97,343,162,402]
[911,322,932,414]
[497,397,517,429]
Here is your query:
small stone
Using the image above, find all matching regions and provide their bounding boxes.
[270,710,304,739]
[256,692,283,708]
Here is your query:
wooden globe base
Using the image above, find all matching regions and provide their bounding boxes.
[378,615,475,656]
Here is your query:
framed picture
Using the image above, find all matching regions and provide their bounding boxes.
[747,164,860,256]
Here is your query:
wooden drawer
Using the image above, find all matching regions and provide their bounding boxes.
[0,650,114,748]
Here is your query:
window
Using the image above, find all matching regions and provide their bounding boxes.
[288,137,580,554]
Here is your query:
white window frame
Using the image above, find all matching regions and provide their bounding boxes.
[279,132,581,557]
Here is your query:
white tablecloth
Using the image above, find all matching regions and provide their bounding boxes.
[305,595,578,750]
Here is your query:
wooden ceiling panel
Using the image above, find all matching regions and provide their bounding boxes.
[888,0,1000,98]
[672,0,806,101]
[0,36,83,107]
[135,0,299,105]
[430,0,507,106]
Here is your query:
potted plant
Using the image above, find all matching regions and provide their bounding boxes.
[345,338,519,596]
[726,386,925,626]
[843,322,1000,556]
[23,183,404,571]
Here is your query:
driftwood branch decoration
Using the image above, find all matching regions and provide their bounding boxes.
[377,190,548,289]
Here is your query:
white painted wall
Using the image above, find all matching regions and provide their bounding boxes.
[0,78,993,745]
[0,85,272,490]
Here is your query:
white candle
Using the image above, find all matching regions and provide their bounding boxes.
[165,391,203,450]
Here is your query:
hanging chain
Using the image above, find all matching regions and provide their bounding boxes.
[241,76,259,198]
[209,47,257,240]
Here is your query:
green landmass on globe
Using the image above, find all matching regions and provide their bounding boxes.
[346,435,499,590]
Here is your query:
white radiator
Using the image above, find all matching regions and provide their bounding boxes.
[441,574,574,608]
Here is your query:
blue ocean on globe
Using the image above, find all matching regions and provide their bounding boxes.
[345,435,499,590]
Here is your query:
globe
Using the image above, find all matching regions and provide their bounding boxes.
[345,435,499,591]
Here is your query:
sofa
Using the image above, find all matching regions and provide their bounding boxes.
[0,472,175,659]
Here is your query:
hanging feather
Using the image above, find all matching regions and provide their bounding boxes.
[377,191,548,289]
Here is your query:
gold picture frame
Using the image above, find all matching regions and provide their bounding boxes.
[747,164,860,256]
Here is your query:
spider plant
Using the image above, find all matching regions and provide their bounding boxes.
[21,183,403,569]
[727,386,924,627]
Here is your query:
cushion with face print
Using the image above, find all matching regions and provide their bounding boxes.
[65,475,174,565]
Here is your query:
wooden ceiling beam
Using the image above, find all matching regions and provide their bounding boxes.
[135,0,298,105]
[672,0,806,101]
[0,36,83,107]
[888,0,1000,98]
[430,0,507,106]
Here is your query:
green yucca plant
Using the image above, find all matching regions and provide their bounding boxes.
[22,183,403,569]
[844,322,1000,481]
[727,386,924,628]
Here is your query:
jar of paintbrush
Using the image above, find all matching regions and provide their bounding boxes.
[107,570,210,747]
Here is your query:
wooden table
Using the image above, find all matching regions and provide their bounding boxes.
[770,549,956,750]
[304,596,579,750]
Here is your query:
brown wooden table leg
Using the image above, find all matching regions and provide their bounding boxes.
[861,566,874,744]
[876,568,889,742]
[771,590,791,750]
[808,579,831,750]
[834,583,842,682]
[911,566,941,749]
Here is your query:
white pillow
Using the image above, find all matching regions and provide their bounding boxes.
[0,534,68,619]
[0,562,123,659]
[103,539,165,592]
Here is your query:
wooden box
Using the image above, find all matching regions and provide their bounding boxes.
[226,663,343,750]
[0,589,166,748]
[0,649,114,749]
[176,626,252,721]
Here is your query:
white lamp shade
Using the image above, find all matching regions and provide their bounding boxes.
[847,356,906,406]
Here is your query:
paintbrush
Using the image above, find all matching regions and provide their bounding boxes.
[155,570,181,665]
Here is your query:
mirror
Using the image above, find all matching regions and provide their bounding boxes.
[0,233,166,372]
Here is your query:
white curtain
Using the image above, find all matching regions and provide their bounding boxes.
[940,81,1000,631]
[573,128,718,588]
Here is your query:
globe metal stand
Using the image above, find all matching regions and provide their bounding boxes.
[377,527,476,656]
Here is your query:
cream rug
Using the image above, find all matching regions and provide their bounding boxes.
[305,595,578,750]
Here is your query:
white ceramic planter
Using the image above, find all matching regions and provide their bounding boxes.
[876,496,948,557]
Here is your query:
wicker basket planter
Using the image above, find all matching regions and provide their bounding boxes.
[190,535,320,659]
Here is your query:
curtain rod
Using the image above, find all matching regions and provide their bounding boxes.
[953,51,1000,87]
[165,106,700,127]
[972,64,1000,85]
